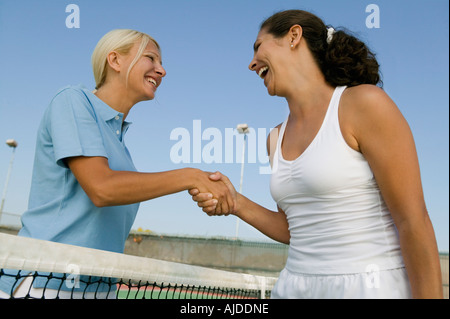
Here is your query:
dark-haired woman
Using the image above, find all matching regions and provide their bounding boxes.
[190,10,442,298]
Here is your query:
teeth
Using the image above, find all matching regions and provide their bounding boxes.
[147,77,157,86]
[258,66,269,78]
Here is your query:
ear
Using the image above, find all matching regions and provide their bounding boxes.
[288,25,303,49]
[106,51,122,73]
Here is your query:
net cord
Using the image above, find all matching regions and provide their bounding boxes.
[0,232,276,296]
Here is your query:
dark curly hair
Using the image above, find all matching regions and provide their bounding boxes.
[260,10,382,87]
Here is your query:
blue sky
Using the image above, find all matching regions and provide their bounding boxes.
[0,0,448,251]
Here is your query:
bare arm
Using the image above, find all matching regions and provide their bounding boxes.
[190,172,290,244]
[65,156,235,212]
[236,192,290,244]
[189,125,290,244]
[342,85,443,298]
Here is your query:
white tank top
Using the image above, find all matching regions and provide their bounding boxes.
[270,86,404,275]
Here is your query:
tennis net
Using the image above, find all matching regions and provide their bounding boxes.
[0,233,277,299]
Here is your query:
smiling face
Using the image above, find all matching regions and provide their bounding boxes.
[123,40,166,102]
[249,26,311,99]
[248,28,290,96]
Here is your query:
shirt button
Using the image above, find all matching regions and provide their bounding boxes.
[116,130,120,135]
[115,115,120,120]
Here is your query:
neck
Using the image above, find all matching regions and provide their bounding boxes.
[94,81,136,120]
[281,41,335,120]
[284,78,335,121]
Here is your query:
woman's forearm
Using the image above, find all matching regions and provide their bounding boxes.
[235,193,290,244]
[91,168,198,207]
[397,214,443,298]
[188,172,289,243]
[66,156,234,208]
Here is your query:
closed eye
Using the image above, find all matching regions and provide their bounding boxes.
[143,51,163,65]
[253,42,261,53]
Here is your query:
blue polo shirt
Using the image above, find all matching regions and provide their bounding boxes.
[0,85,140,294]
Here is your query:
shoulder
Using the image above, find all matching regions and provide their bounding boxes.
[342,84,391,108]
[340,84,404,129]
[266,122,283,156]
[41,85,98,128]
[341,84,398,116]
[51,84,89,103]
[48,85,93,114]
[271,123,283,133]
[267,123,283,142]
[340,85,411,152]
[338,84,409,152]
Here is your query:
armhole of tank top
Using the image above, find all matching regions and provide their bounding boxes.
[334,87,364,157]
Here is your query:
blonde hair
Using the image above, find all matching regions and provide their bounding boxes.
[91,29,160,90]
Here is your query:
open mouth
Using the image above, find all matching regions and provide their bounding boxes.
[258,66,269,79]
[146,76,157,87]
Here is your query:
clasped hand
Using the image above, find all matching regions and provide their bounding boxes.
[189,171,237,216]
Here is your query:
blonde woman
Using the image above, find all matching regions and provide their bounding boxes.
[0,29,234,298]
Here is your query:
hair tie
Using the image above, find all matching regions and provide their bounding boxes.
[327,27,335,44]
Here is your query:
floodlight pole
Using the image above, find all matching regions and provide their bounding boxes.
[235,124,249,239]
[0,139,18,223]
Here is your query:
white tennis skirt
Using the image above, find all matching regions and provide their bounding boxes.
[271,267,412,299]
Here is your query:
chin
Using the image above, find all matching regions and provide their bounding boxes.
[142,90,156,101]
[267,84,285,98]
[266,85,277,97]
[265,80,277,96]
[136,94,155,104]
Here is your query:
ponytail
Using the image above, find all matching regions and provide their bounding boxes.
[260,10,382,87]
[325,28,382,87]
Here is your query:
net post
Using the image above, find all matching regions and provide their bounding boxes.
[260,277,266,299]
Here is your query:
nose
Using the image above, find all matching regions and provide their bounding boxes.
[156,64,166,78]
[248,57,257,71]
